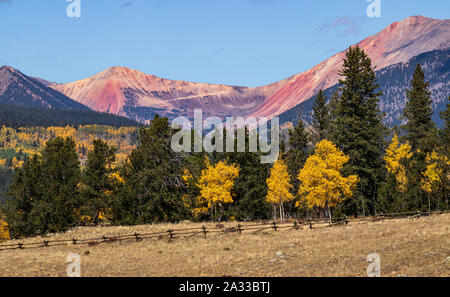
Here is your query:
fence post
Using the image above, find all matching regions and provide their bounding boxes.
[72,238,77,245]
[168,229,174,240]
[237,224,242,234]
[272,221,277,232]
[293,221,299,230]
[202,226,207,238]
[134,232,141,242]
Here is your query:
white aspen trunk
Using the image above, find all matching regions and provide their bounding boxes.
[279,202,283,221]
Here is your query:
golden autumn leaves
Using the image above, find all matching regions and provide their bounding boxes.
[0,219,10,242]
[384,133,449,197]
[266,159,293,221]
[183,158,240,219]
[197,158,240,210]
[296,140,359,210]
[384,134,412,192]
[266,140,359,218]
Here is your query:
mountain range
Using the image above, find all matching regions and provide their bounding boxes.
[1,15,449,127]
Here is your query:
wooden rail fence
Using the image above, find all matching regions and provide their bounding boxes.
[0,210,448,252]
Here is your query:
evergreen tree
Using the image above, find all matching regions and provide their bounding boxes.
[283,114,310,217]
[311,89,330,144]
[30,137,82,235]
[376,173,404,213]
[402,64,437,156]
[439,98,449,210]
[4,155,42,237]
[400,65,438,211]
[114,115,189,224]
[5,138,81,237]
[331,46,386,216]
[81,139,117,225]
[285,116,310,179]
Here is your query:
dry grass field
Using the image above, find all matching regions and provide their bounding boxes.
[0,214,449,277]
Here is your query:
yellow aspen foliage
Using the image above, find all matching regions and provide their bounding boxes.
[422,151,450,194]
[0,125,138,169]
[0,219,11,242]
[266,159,293,220]
[182,169,194,187]
[98,209,113,222]
[108,171,125,184]
[297,139,359,210]
[196,158,240,215]
[11,157,24,168]
[384,133,412,192]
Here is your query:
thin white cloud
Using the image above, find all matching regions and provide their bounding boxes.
[320,16,360,37]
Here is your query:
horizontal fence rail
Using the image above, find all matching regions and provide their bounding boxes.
[0,210,449,252]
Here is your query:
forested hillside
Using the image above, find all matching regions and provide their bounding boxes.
[0,104,143,129]
[0,125,140,202]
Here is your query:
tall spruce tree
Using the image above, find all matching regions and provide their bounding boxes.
[283,113,310,217]
[439,97,449,210]
[402,64,437,156]
[285,114,310,179]
[400,65,438,211]
[114,115,189,224]
[81,139,117,225]
[331,46,386,216]
[311,89,330,144]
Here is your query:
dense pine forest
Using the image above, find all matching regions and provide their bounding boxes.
[0,104,142,129]
[0,46,448,240]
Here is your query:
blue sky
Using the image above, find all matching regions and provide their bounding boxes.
[0,0,448,86]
